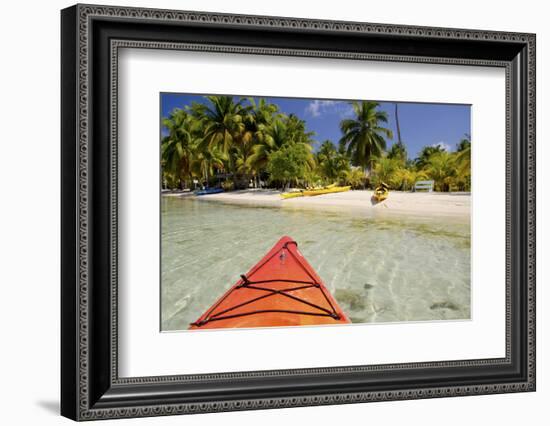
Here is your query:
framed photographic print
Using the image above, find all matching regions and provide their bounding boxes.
[61,4,536,421]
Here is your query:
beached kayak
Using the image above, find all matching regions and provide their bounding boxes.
[303,186,351,197]
[373,183,389,202]
[195,188,224,196]
[189,236,350,329]
[280,191,304,199]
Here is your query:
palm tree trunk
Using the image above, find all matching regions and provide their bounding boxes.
[394,103,402,145]
[203,163,209,188]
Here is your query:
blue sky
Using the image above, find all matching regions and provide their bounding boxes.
[160,93,470,159]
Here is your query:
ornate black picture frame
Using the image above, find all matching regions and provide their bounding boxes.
[61,3,536,421]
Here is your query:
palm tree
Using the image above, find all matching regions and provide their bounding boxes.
[415,145,445,169]
[317,140,337,159]
[191,96,246,155]
[317,141,337,182]
[316,140,350,183]
[425,151,456,191]
[387,142,407,163]
[343,168,366,189]
[245,98,279,130]
[247,119,286,172]
[391,168,428,191]
[457,134,471,151]
[455,135,471,176]
[191,146,227,187]
[389,103,407,162]
[372,157,400,187]
[284,113,315,145]
[161,109,196,189]
[394,103,403,146]
[242,98,280,187]
[247,115,315,174]
[339,101,393,173]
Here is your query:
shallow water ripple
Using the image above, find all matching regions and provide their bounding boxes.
[161,197,471,331]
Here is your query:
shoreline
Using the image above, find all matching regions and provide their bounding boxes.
[164,189,471,221]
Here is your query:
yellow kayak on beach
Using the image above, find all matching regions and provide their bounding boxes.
[303,186,351,197]
[373,183,389,202]
[280,191,304,199]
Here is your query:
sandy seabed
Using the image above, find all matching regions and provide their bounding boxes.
[161,190,472,329]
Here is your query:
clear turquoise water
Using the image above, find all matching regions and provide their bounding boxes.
[161,196,471,331]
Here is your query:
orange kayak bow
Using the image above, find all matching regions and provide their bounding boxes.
[189,236,350,329]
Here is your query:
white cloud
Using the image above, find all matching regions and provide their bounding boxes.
[305,100,353,118]
[432,141,452,152]
[305,100,336,117]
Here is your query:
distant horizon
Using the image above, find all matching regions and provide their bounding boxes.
[160,93,471,159]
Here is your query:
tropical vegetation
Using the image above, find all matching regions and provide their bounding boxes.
[161,96,471,192]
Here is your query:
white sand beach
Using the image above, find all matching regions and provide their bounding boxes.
[174,189,471,220]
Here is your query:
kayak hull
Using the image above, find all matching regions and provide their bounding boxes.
[374,192,388,201]
[195,188,224,196]
[303,186,351,197]
[280,191,304,199]
[189,236,350,329]
[373,187,389,201]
